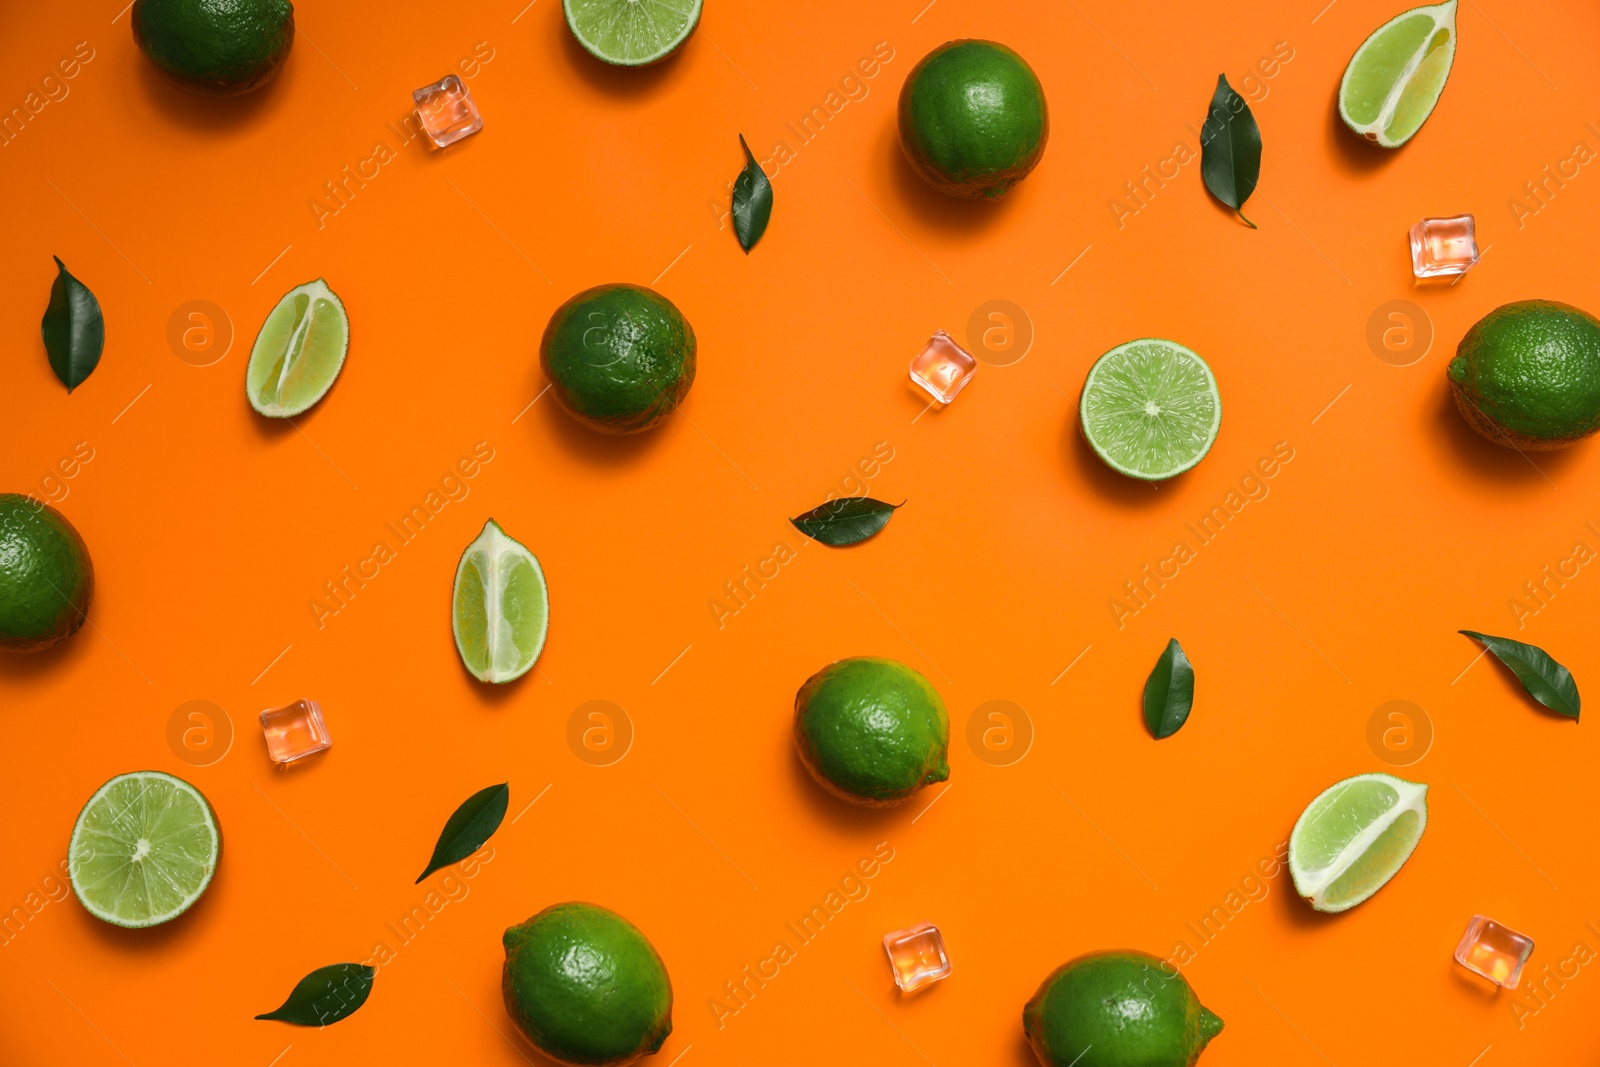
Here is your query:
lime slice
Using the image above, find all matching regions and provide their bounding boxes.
[68,771,220,928]
[453,519,549,684]
[246,278,350,417]
[1079,339,1221,480]
[1338,0,1457,148]
[563,0,702,66]
[1290,772,1428,913]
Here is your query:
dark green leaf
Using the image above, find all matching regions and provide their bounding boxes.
[417,782,508,882]
[1199,75,1261,229]
[1460,630,1580,719]
[731,134,773,253]
[789,497,902,546]
[41,256,104,392]
[256,963,374,1026]
[1142,638,1194,739]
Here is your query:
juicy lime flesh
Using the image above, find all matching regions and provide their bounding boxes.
[1386,30,1453,143]
[793,657,950,805]
[453,522,548,684]
[1323,808,1422,909]
[1342,14,1433,124]
[1081,341,1220,479]
[503,902,672,1064]
[69,772,218,927]
[247,280,348,417]
[1339,1,1456,146]
[1291,773,1426,912]
[1293,778,1398,874]
[899,40,1048,199]
[0,495,93,650]
[454,557,491,677]
[565,0,701,65]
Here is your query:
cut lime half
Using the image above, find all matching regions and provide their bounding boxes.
[453,519,549,684]
[1290,772,1428,913]
[246,278,349,417]
[1339,0,1457,148]
[68,771,220,928]
[1080,339,1221,480]
[563,0,702,66]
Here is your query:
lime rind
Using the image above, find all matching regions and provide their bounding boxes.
[452,519,549,684]
[1079,338,1221,480]
[563,0,702,66]
[68,771,220,929]
[1289,772,1428,913]
[246,278,349,418]
[1338,0,1457,148]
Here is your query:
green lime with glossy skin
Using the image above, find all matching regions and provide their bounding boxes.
[540,284,696,434]
[793,656,949,806]
[1447,300,1600,450]
[1024,951,1224,1067]
[132,0,295,96]
[898,40,1048,200]
[503,902,673,1066]
[0,495,93,652]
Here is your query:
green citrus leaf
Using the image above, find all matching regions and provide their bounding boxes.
[41,256,104,392]
[417,782,508,882]
[1460,630,1580,719]
[1142,638,1195,739]
[255,963,375,1027]
[731,134,772,253]
[1199,74,1261,229]
[789,497,902,546]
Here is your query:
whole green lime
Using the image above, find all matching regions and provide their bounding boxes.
[1024,951,1223,1067]
[793,656,949,806]
[502,902,673,1066]
[540,284,696,434]
[898,40,1049,200]
[0,495,93,652]
[1447,300,1600,450]
[132,0,295,97]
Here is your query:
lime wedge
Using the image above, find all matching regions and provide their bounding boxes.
[1290,772,1428,913]
[563,0,702,66]
[246,278,349,417]
[1079,338,1221,480]
[453,519,549,684]
[1339,0,1458,148]
[68,771,220,928]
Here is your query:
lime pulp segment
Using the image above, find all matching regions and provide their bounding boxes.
[453,520,549,684]
[246,278,349,417]
[68,771,220,928]
[1339,0,1457,147]
[563,0,702,65]
[1289,773,1428,913]
[1079,339,1221,480]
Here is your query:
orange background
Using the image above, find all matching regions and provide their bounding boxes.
[3,0,1600,1063]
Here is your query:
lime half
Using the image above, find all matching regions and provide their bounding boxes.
[68,771,220,928]
[1339,0,1457,148]
[563,0,702,66]
[246,278,350,417]
[1290,772,1427,913]
[1080,339,1221,480]
[453,519,549,684]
